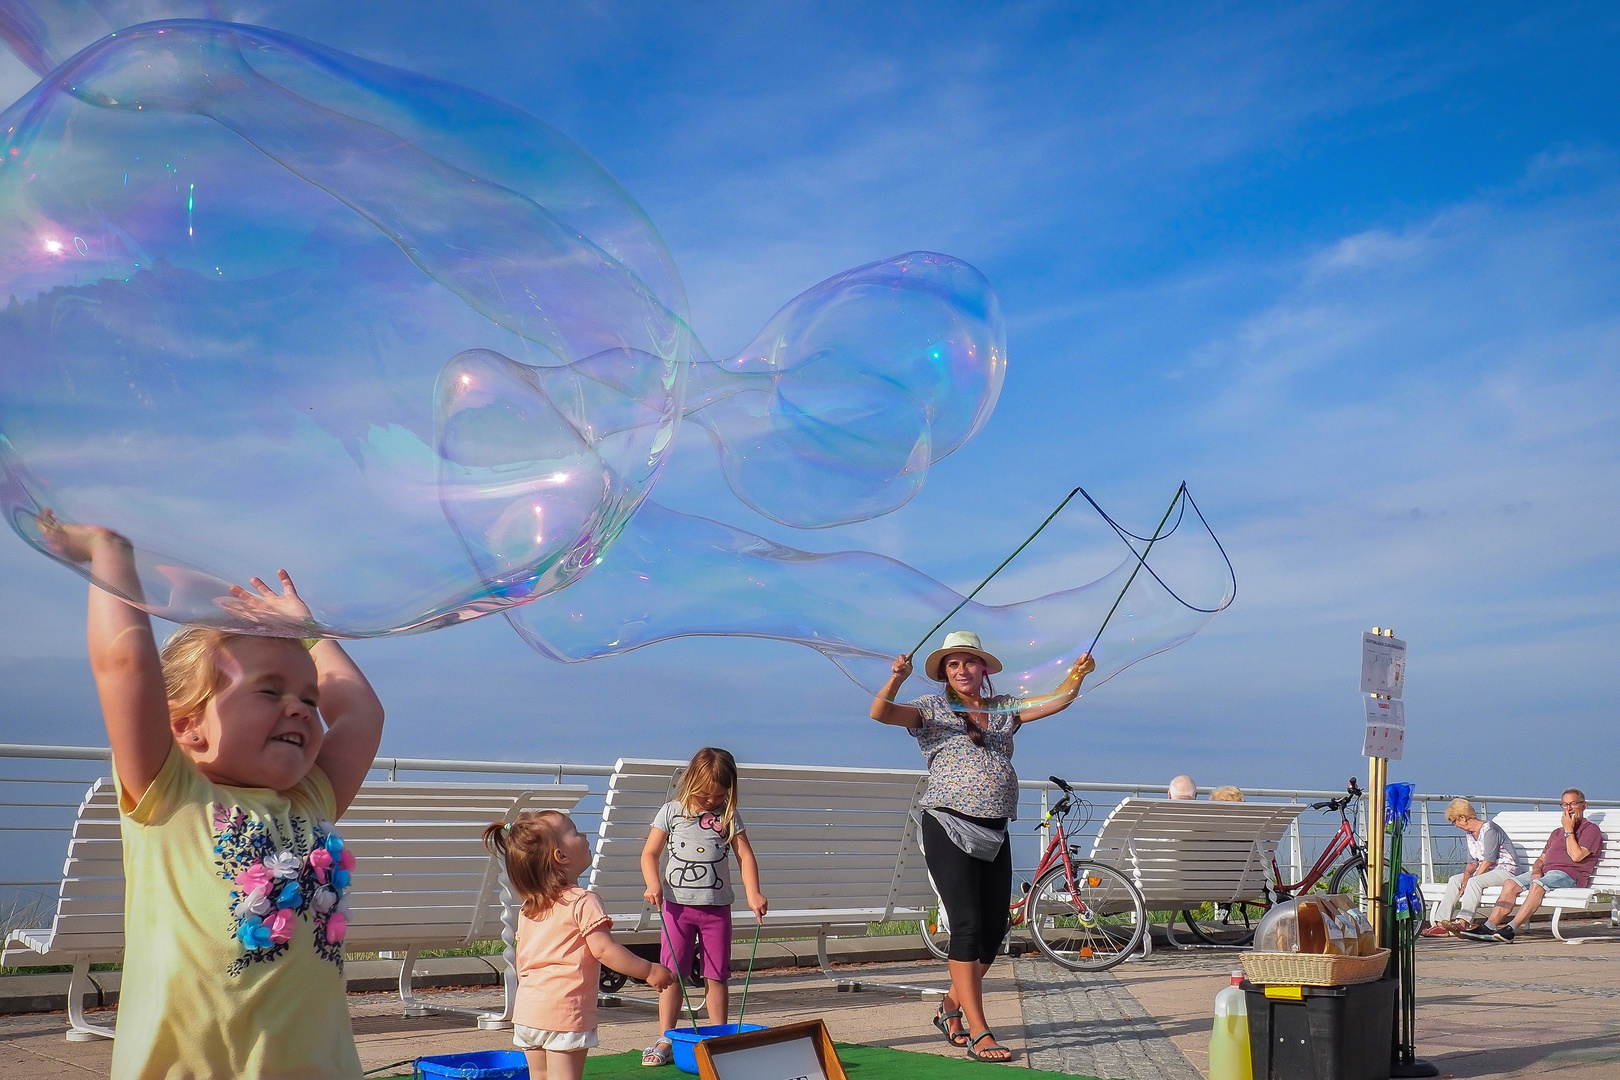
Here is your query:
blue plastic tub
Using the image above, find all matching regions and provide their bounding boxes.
[666,1024,768,1074]
[414,1049,528,1079]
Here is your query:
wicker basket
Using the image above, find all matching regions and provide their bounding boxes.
[1240,948,1390,987]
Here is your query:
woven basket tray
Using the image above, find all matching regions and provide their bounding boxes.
[1240,948,1390,987]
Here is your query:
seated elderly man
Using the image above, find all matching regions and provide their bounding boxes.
[1168,775,1197,800]
[1421,799,1517,937]
[1462,788,1604,943]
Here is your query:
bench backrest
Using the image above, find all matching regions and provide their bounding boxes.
[588,757,932,931]
[1087,798,1306,906]
[21,777,588,959]
[1485,810,1616,891]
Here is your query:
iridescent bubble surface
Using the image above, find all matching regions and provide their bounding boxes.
[686,253,1004,528]
[1,16,1231,690]
[509,489,1235,707]
[0,21,692,632]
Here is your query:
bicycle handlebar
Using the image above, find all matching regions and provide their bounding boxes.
[1050,775,1073,793]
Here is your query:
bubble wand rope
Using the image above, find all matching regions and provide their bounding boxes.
[908,486,1082,659]
[733,918,763,1033]
[1084,483,1187,657]
[657,913,701,1034]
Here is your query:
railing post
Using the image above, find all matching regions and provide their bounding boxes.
[1419,799,1435,884]
[388,759,397,782]
[1289,815,1303,883]
[1040,787,1049,855]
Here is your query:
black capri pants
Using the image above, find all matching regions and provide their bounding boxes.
[920,809,1013,965]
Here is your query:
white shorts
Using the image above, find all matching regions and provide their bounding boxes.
[513,1025,599,1052]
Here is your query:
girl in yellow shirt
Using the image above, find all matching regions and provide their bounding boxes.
[41,513,386,1080]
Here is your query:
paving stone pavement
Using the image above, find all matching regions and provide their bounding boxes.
[1015,957,1203,1080]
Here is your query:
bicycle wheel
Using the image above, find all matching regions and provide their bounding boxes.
[922,906,951,962]
[1328,856,1368,900]
[1026,861,1145,972]
[1178,902,1263,947]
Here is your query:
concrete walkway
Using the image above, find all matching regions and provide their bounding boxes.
[3,924,1619,1077]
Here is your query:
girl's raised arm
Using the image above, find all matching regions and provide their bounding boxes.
[309,638,385,816]
[40,514,171,803]
[870,654,922,727]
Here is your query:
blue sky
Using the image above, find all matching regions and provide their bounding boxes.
[1,1,1617,797]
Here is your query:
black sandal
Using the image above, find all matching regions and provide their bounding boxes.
[968,1030,1012,1063]
[933,1004,969,1047]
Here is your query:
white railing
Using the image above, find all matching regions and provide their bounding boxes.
[3,743,1615,925]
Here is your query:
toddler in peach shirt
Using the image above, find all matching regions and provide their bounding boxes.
[485,813,674,1079]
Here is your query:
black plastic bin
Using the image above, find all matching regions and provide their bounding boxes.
[1242,977,1395,1080]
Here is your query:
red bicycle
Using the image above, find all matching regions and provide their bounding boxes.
[922,776,1147,971]
[1177,778,1368,947]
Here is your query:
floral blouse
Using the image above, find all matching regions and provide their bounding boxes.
[908,693,1023,820]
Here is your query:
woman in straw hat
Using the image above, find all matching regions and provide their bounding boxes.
[871,631,1093,1064]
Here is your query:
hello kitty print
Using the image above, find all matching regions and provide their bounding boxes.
[652,800,746,907]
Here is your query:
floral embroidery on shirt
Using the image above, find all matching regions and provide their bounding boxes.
[213,805,354,976]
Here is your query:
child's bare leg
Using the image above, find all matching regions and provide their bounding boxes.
[523,1050,546,1079]
[658,979,683,1034]
[705,978,730,1027]
[545,1048,587,1080]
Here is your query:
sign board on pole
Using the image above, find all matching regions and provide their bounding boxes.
[1362,697,1405,760]
[1360,632,1406,698]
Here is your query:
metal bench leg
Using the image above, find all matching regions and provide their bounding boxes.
[65,956,114,1042]
[398,947,509,1026]
[815,928,944,998]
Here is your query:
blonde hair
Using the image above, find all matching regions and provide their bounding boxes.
[161,627,246,721]
[1210,786,1244,802]
[1445,798,1478,824]
[676,747,741,842]
[159,627,310,723]
[483,811,574,919]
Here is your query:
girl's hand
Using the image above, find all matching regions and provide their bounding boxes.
[891,654,913,680]
[217,569,317,633]
[644,883,664,907]
[748,892,769,921]
[36,510,130,564]
[645,962,676,991]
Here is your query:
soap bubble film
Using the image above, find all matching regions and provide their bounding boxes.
[686,253,1004,529]
[0,21,698,632]
[509,489,1234,707]
[0,15,1230,690]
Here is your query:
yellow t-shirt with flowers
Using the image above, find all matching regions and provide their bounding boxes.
[111,744,362,1080]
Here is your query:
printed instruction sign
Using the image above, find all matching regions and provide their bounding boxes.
[1360,632,1407,699]
[1362,697,1405,760]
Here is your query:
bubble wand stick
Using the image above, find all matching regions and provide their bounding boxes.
[908,487,1082,659]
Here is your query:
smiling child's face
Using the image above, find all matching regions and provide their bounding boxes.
[173,636,324,791]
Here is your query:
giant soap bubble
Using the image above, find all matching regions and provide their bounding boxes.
[0,21,1003,633]
[509,486,1235,707]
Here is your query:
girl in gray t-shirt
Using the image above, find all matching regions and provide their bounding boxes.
[638,748,768,1066]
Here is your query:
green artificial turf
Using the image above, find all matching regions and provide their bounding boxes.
[383,1043,1095,1078]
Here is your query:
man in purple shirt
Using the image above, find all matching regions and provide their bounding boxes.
[1462,788,1604,943]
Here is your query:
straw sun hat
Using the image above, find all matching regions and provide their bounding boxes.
[924,630,1004,682]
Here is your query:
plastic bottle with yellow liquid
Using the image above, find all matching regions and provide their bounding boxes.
[1208,971,1251,1080]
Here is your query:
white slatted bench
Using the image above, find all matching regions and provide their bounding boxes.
[588,757,941,996]
[1087,797,1307,952]
[2,776,588,1040]
[1420,810,1616,942]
